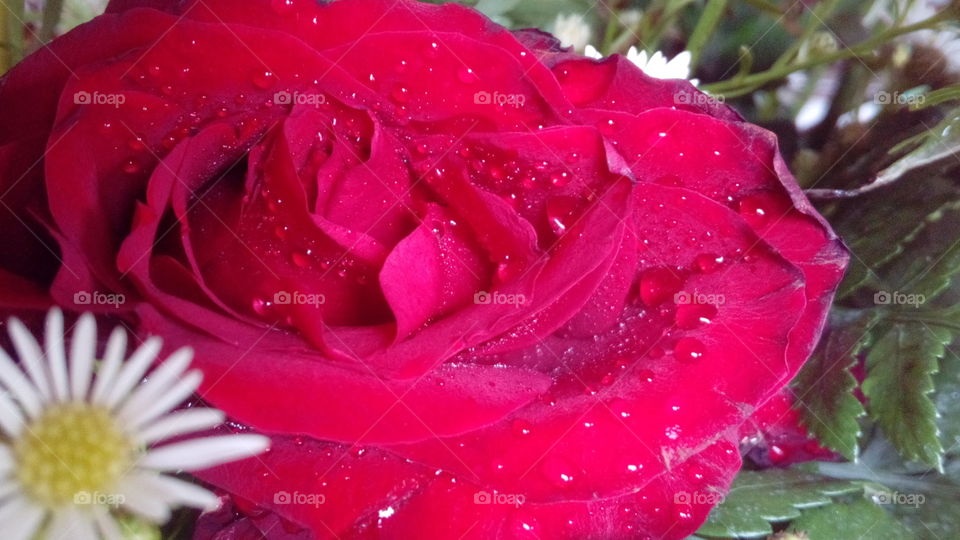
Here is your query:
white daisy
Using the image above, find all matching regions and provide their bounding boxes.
[585,45,700,86]
[0,309,270,540]
[553,13,592,53]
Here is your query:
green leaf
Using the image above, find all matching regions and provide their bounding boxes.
[833,177,959,298]
[696,469,861,538]
[862,323,952,469]
[874,109,960,186]
[881,206,960,303]
[934,346,960,459]
[794,310,876,460]
[787,498,914,540]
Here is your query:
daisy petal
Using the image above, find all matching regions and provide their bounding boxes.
[139,434,270,472]
[7,318,51,400]
[135,408,225,445]
[115,473,172,523]
[93,506,124,540]
[0,445,12,475]
[101,337,162,409]
[0,348,41,419]
[117,347,193,423]
[123,370,202,430]
[0,481,19,502]
[91,328,127,405]
[44,309,69,402]
[68,313,97,401]
[0,496,46,540]
[0,389,24,438]
[136,474,220,510]
[46,506,99,540]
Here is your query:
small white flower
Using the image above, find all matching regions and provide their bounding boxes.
[553,13,592,52]
[585,45,699,85]
[0,309,270,540]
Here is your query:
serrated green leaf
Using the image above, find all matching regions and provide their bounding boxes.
[862,323,951,469]
[832,177,958,298]
[882,206,960,303]
[794,310,876,460]
[788,498,914,540]
[696,469,862,538]
[934,346,960,459]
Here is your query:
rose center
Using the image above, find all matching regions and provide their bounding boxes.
[14,403,134,507]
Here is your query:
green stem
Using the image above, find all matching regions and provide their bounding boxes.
[40,0,64,43]
[687,0,729,70]
[704,11,950,96]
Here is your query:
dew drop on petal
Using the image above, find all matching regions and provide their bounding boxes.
[673,337,706,362]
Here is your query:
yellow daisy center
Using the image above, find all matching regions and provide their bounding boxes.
[14,403,134,507]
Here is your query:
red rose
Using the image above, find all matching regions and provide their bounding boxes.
[0,0,847,537]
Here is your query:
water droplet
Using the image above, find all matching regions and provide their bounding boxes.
[511,419,532,436]
[541,456,576,486]
[694,253,723,273]
[637,267,684,307]
[546,196,578,236]
[253,71,278,89]
[271,0,296,15]
[737,191,788,229]
[673,337,706,362]
[610,398,632,419]
[122,160,140,174]
[252,298,271,316]
[457,66,478,83]
[674,302,717,329]
[292,252,312,268]
[390,85,410,103]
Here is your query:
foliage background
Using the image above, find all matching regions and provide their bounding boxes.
[3,0,960,538]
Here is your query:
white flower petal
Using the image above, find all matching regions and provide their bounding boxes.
[93,506,124,540]
[0,445,13,475]
[123,371,202,430]
[46,506,99,540]
[584,45,603,59]
[0,481,19,502]
[7,318,51,400]
[118,347,193,423]
[139,434,270,472]
[137,474,220,511]
[135,408,225,445]
[0,347,41,419]
[102,337,162,409]
[91,327,128,405]
[0,496,46,540]
[0,389,24,438]
[44,308,69,402]
[69,313,97,401]
[115,473,172,523]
